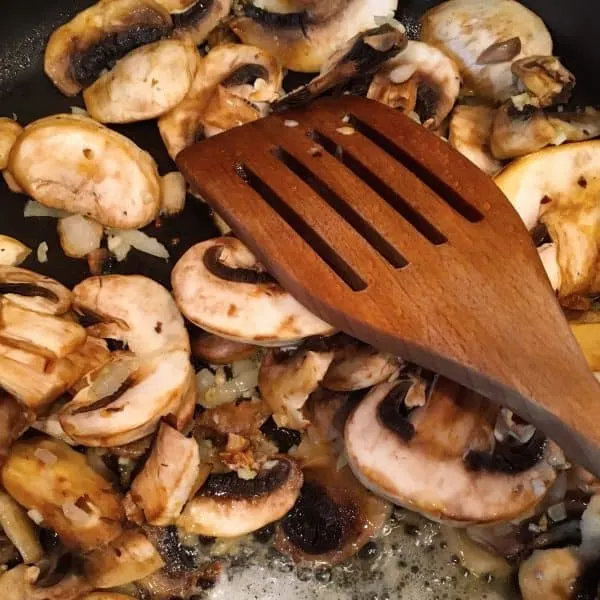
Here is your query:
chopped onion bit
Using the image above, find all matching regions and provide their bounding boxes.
[36,242,48,263]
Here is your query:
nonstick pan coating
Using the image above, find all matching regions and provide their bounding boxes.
[0,2,598,599]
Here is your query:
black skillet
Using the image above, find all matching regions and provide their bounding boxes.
[0,0,599,292]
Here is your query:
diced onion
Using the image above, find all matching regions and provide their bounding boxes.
[36,242,48,263]
[24,199,70,219]
[547,502,567,523]
[62,501,92,525]
[107,229,169,260]
[34,448,57,465]
[70,106,90,117]
[160,172,186,216]
[531,478,546,497]
[27,509,44,526]
[581,494,600,560]
[57,214,103,258]
[88,359,136,402]
[284,120,299,128]
[107,234,131,262]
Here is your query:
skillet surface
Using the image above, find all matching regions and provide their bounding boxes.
[0,2,597,599]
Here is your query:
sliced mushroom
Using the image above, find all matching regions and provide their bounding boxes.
[519,548,582,600]
[0,299,86,359]
[127,422,200,525]
[159,172,187,216]
[73,275,190,354]
[275,461,391,565]
[191,331,258,364]
[322,342,400,391]
[59,350,193,447]
[196,397,271,437]
[0,118,23,170]
[1,437,123,551]
[345,377,563,524]
[0,564,92,600]
[44,0,173,96]
[421,0,553,102]
[172,237,334,345]
[169,0,233,44]
[82,594,137,600]
[259,348,334,430]
[158,43,282,158]
[83,39,199,123]
[0,394,30,467]
[0,266,72,315]
[368,40,460,129]
[449,104,503,176]
[0,235,31,267]
[490,103,600,160]
[177,456,303,537]
[495,141,600,297]
[0,340,47,371]
[230,0,397,73]
[275,23,407,111]
[84,529,164,588]
[8,114,162,229]
[512,55,575,108]
[0,336,110,411]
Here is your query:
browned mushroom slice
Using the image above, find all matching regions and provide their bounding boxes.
[73,275,190,354]
[127,422,200,525]
[178,457,303,537]
[230,0,398,73]
[171,237,334,345]
[0,394,30,468]
[191,331,259,364]
[345,377,563,524]
[196,397,271,437]
[83,39,199,123]
[1,437,123,552]
[0,266,72,315]
[170,0,233,44]
[421,0,552,102]
[519,548,582,600]
[449,105,503,176]
[275,23,407,111]
[8,115,162,229]
[0,118,23,170]
[275,461,391,565]
[44,0,173,96]
[367,40,460,129]
[0,564,92,600]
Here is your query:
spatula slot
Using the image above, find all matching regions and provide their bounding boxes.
[308,129,448,247]
[346,115,484,224]
[271,147,408,269]
[233,162,368,292]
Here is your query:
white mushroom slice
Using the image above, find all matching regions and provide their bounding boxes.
[0,341,47,371]
[158,43,283,158]
[0,235,31,267]
[421,0,552,102]
[230,0,397,72]
[0,266,72,315]
[518,548,582,600]
[0,490,44,564]
[1,437,123,551]
[449,105,503,176]
[0,299,86,359]
[322,344,400,391]
[73,275,190,354]
[44,0,173,96]
[259,349,335,430]
[160,171,187,216]
[495,141,600,296]
[8,114,162,229]
[0,337,109,411]
[127,422,199,525]
[368,41,460,129]
[345,378,562,524]
[59,350,193,447]
[538,242,561,292]
[83,39,198,123]
[0,118,23,170]
[168,0,233,45]
[84,530,164,588]
[0,564,92,600]
[3,170,24,194]
[172,237,334,345]
[178,457,303,537]
[57,215,103,259]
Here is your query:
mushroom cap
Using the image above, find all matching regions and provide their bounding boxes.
[230,0,398,73]
[495,140,600,296]
[44,0,173,96]
[345,378,562,524]
[73,274,190,354]
[368,40,461,129]
[83,39,199,123]
[421,0,552,102]
[0,118,23,170]
[172,237,334,346]
[177,457,303,537]
[8,115,161,229]
[170,0,234,44]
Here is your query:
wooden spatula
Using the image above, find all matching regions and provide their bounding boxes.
[177,95,600,475]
